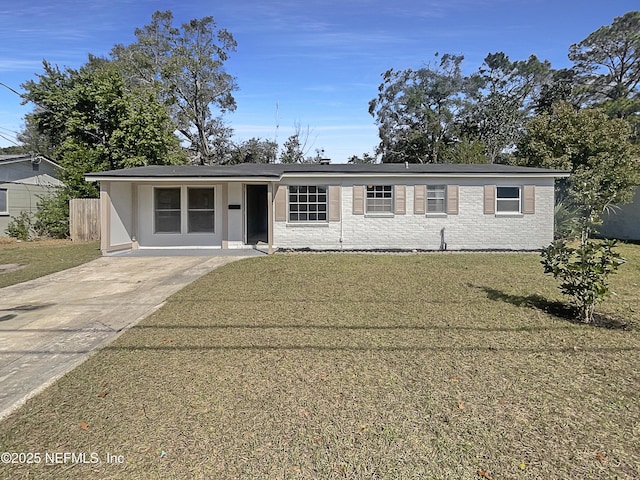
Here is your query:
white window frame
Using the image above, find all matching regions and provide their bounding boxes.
[153,187,182,234]
[288,185,328,222]
[496,186,521,214]
[187,187,215,234]
[0,188,7,215]
[366,185,393,213]
[426,185,446,213]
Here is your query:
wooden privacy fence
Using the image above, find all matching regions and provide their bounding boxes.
[69,198,100,242]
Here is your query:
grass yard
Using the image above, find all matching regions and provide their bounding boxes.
[0,239,100,288]
[0,245,639,479]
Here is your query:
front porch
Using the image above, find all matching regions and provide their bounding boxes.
[99,180,275,255]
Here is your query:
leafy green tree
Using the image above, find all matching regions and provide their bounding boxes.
[463,53,552,163]
[20,58,186,236]
[370,52,552,164]
[569,11,640,140]
[229,138,277,164]
[534,68,579,115]
[16,121,53,158]
[518,102,639,231]
[347,152,377,164]
[441,137,488,164]
[22,59,185,180]
[519,102,639,324]
[112,10,238,164]
[279,134,305,164]
[278,123,317,163]
[0,145,28,155]
[369,54,467,163]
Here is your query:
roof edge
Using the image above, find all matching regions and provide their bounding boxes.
[0,154,62,169]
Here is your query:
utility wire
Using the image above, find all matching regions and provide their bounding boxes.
[0,82,21,97]
[0,83,25,148]
[0,132,21,146]
[0,126,20,135]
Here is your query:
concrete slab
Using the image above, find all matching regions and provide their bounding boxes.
[107,248,269,257]
[0,254,252,421]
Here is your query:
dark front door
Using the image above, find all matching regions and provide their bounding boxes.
[246,184,268,244]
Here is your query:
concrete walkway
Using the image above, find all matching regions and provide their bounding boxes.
[0,253,256,421]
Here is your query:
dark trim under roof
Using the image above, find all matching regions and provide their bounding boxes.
[85,163,569,180]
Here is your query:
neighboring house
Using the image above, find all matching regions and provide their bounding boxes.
[599,186,640,241]
[85,163,569,254]
[0,154,63,236]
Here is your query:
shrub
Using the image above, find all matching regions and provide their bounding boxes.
[554,200,582,240]
[540,239,625,323]
[5,211,34,240]
[33,192,70,239]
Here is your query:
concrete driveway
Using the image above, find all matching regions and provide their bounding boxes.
[0,253,256,421]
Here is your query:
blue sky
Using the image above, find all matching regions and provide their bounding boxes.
[0,0,637,162]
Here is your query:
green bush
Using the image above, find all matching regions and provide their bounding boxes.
[33,192,71,239]
[5,211,34,240]
[554,200,582,240]
[541,239,625,323]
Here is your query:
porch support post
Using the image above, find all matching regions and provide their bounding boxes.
[221,183,229,249]
[267,182,274,254]
[131,183,139,250]
[99,182,111,254]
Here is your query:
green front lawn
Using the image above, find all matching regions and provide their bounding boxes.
[1,246,639,479]
[0,239,100,288]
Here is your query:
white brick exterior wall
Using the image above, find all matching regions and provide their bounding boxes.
[273,178,555,250]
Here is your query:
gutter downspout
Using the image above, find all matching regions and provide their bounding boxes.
[340,181,344,250]
[267,182,273,254]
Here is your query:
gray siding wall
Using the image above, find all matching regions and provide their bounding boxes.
[600,187,640,241]
[0,159,62,236]
[0,182,59,236]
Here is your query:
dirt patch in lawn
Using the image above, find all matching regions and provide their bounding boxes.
[0,263,24,274]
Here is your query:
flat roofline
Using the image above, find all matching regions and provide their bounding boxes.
[85,175,281,182]
[86,171,569,182]
[85,163,570,182]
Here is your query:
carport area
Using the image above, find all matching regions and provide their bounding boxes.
[0,253,255,420]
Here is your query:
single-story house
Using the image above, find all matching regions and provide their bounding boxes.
[599,186,640,241]
[85,163,569,254]
[1,154,63,235]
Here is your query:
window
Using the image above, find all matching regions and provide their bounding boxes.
[496,187,521,213]
[188,188,215,233]
[154,188,181,233]
[0,188,7,214]
[366,185,393,213]
[289,185,327,222]
[427,185,446,213]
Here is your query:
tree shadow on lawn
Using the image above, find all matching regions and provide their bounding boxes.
[475,285,632,330]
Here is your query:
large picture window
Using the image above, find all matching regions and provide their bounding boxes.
[289,185,327,222]
[496,187,521,213]
[366,185,393,213]
[427,185,446,213]
[0,188,7,214]
[188,187,215,233]
[154,188,181,233]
